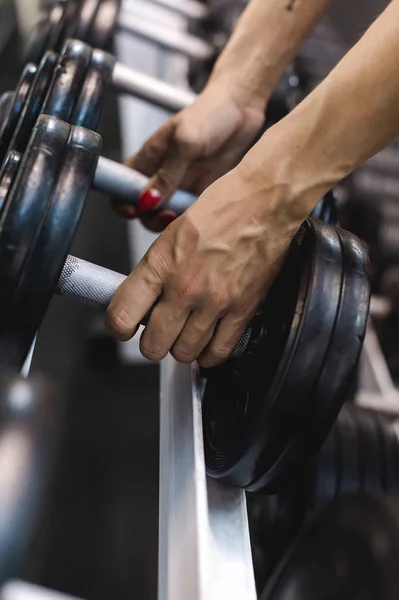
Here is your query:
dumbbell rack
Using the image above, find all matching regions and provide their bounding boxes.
[115,2,257,600]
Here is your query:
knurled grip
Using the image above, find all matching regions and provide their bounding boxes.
[56,256,252,355]
[56,255,127,308]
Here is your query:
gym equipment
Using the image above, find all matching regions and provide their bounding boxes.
[145,0,208,20]
[0,373,61,586]
[1,39,336,220]
[0,112,369,490]
[261,494,399,600]
[202,221,370,493]
[0,42,196,213]
[249,403,399,587]
[27,0,214,65]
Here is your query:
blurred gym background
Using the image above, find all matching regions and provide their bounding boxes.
[0,1,390,599]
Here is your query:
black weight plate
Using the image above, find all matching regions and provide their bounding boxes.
[286,226,370,461]
[90,0,122,48]
[0,152,21,215]
[42,39,93,125]
[261,495,399,600]
[0,116,71,369]
[356,408,384,494]
[9,52,58,156]
[0,64,37,165]
[24,2,67,64]
[72,0,102,42]
[374,414,399,496]
[0,92,14,125]
[12,120,101,368]
[335,405,361,495]
[311,419,340,510]
[71,48,115,130]
[203,219,343,491]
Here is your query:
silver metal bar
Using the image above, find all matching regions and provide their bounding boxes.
[146,0,208,20]
[117,12,214,60]
[112,62,195,113]
[56,255,126,308]
[94,156,196,213]
[20,335,37,378]
[0,582,85,600]
[159,358,257,600]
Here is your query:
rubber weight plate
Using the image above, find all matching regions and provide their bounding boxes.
[0,152,20,214]
[0,64,37,165]
[203,219,344,492]
[24,1,69,64]
[72,0,103,45]
[90,0,122,49]
[0,115,101,368]
[9,52,58,156]
[261,495,399,600]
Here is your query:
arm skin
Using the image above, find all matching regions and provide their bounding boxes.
[106,3,399,368]
[118,0,334,230]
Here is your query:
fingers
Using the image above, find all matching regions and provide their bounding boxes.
[106,246,165,342]
[198,313,249,368]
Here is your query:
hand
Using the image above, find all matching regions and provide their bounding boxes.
[107,162,303,367]
[114,82,266,232]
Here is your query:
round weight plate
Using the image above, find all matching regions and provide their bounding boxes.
[311,419,340,509]
[0,374,60,586]
[90,0,122,48]
[286,225,370,463]
[0,116,71,369]
[0,152,21,215]
[24,3,67,64]
[356,408,384,494]
[203,219,343,491]
[0,64,37,165]
[72,0,102,42]
[261,495,399,600]
[71,48,115,130]
[335,405,361,496]
[0,92,14,125]
[9,52,58,156]
[42,39,93,124]
[374,414,399,496]
[11,121,101,368]
[214,224,370,494]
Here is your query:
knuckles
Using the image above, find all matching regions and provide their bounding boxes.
[106,306,135,342]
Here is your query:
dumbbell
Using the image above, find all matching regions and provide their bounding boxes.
[0,43,197,214]
[0,374,61,586]
[261,494,399,600]
[142,0,209,20]
[249,403,399,586]
[27,0,214,66]
[1,40,335,221]
[0,115,369,498]
[202,217,370,493]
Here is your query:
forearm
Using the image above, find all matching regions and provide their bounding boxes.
[240,0,399,220]
[208,0,334,110]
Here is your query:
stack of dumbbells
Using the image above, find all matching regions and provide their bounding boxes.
[0,1,398,599]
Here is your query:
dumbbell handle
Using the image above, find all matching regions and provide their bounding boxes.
[57,255,250,357]
[95,156,196,214]
[117,11,214,61]
[112,62,196,113]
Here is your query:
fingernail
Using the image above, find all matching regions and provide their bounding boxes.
[161,210,177,228]
[115,205,138,220]
[138,188,162,212]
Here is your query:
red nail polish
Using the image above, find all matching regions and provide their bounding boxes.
[161,211,177,228]
[116,205,138,220]
[138,188,162,212]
